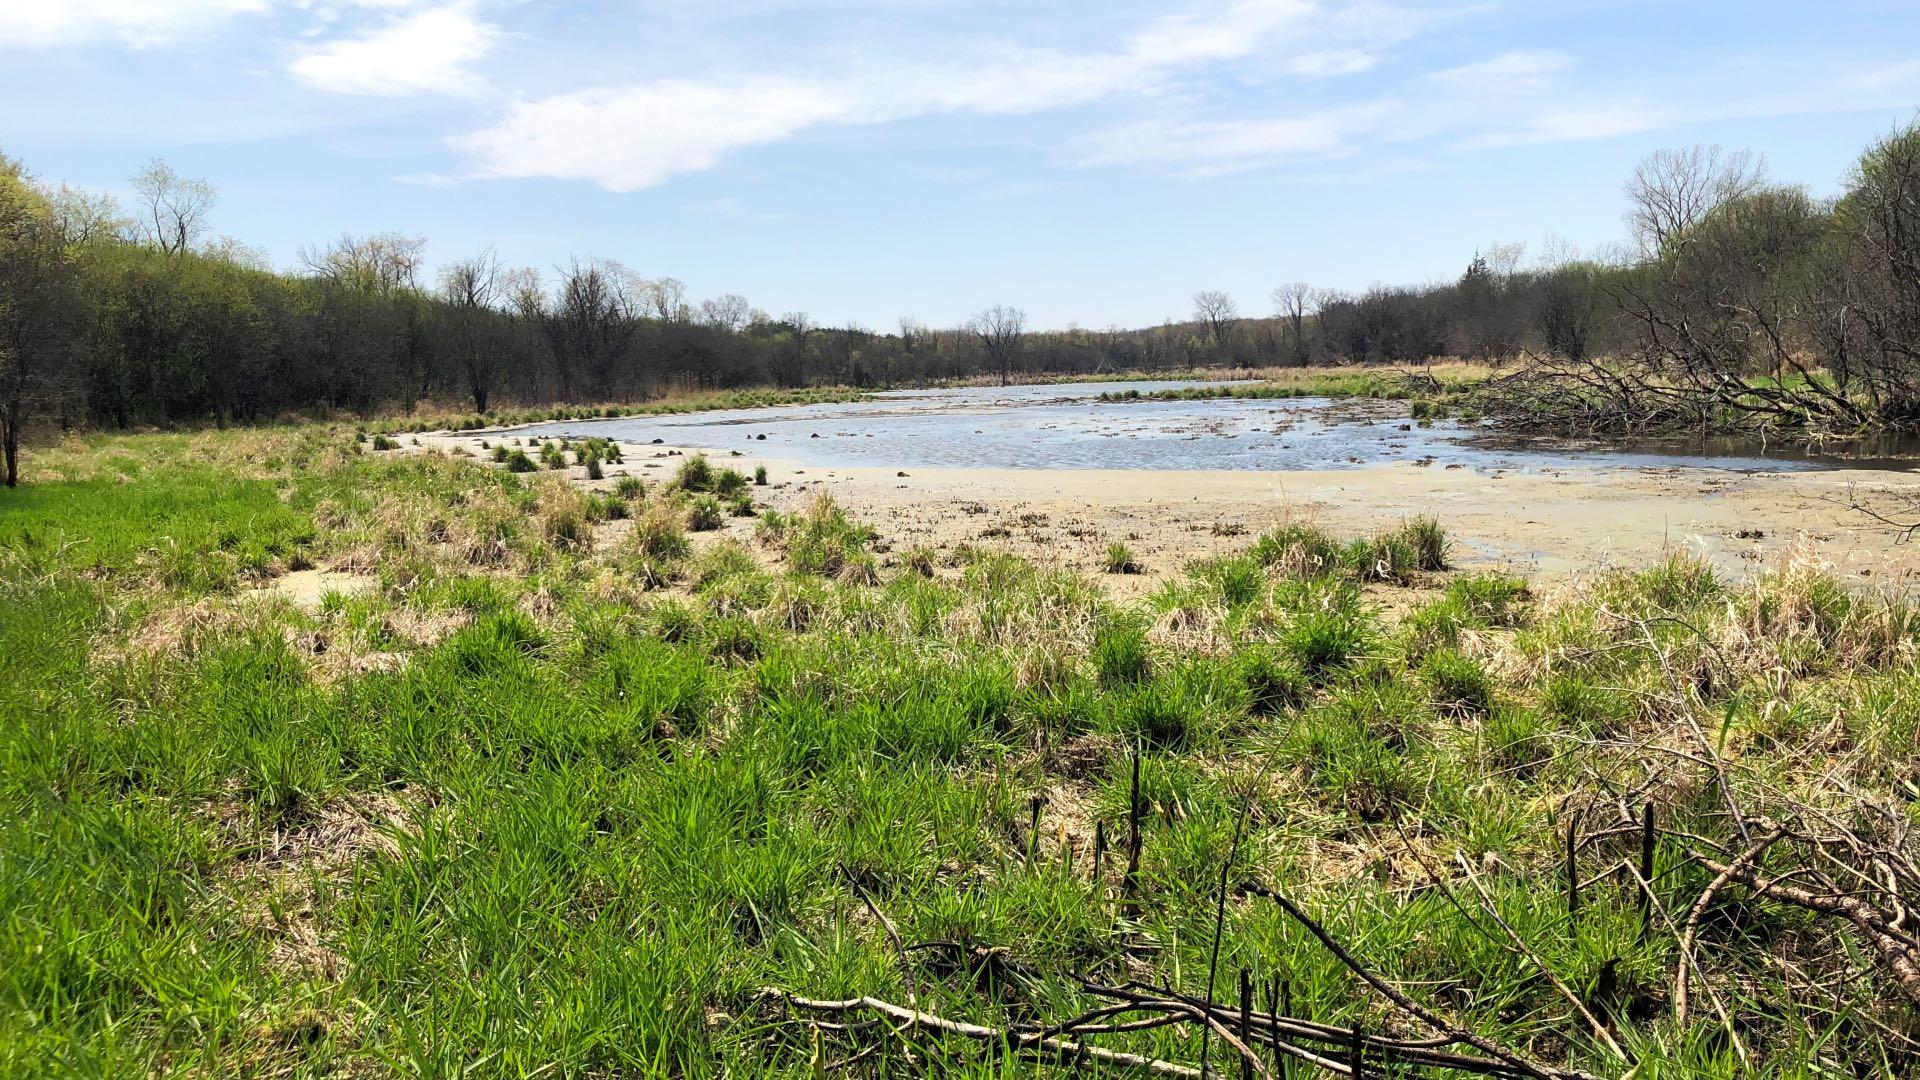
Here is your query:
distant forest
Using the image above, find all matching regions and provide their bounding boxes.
[3,118,1918,482]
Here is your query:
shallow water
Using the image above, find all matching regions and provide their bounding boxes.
[516,381,1919,474]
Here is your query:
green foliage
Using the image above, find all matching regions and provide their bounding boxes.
[1104,541,1141,574]
[11,430,1920,1077]
[1092,614,1151,686]
[686,495,724,531]
[672,454,715,492]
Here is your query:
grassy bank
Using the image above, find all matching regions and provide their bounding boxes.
[1096,363,1496,411]
[4,429,1919,1077]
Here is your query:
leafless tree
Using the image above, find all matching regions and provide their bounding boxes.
[1191,290,1237,348]
[643,276,688,322]
[1625,145,1768,255]
[439,248,503,412]
[698,293,753,333]
[547,257,641,400]
[130,158,215,256]
[771,311,814,388]
[898,317,929,355]
[1484,240,1528,280]
[967,304,1026,385]
[1270,282,1315,364]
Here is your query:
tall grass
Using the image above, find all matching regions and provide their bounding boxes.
[4,427,1918,1078]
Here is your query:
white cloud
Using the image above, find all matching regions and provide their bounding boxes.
[1840,59,1920,91]
[1124,0,1315,66]
[1460,102,1664,148]
[0,0,269,48]
[1428,50,1572,95]
[290,2,497,96]
[1069,101,1397,173]
[456,1,1417,190]
[1284,49,1377,77]
[457,78,860,190]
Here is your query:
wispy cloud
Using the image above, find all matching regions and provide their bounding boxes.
[290,2,498,96]
[0,0,269,48]
[1428,49,1571,95]
[455,1,1428,191]
[1068,101,1398,174]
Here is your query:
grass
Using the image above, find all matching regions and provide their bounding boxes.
[1095,362,1495,408]
[4,425,1920,1078]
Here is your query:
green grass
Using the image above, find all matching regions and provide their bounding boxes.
[4,428,1920,1078]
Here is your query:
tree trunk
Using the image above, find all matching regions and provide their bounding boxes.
[3,416,18,489]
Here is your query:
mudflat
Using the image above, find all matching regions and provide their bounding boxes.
[425,430,1920,583]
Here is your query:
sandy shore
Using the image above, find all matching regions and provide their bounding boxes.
[422,428,1920,586]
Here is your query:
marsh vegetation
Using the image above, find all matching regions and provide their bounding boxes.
[6,428,1920,1076]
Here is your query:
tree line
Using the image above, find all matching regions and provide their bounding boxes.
[4,120,1919,484]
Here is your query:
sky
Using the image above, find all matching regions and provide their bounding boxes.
[3,0,1919,330]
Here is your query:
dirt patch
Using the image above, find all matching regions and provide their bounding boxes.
[215,786,429,980]
[259,568,375,609]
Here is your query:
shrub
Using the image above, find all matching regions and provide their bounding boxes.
[370,434,400,451]
[1249,523,1340,576]
[631,504,691,560]
[1399,517,1449,572]
[687,495,725,532]
[1343,535,1415,583]
[1104,542,1142,574]
[673,454,716,492]
[712,468,750,499]
[490,444,507,462]
[728,493,756,517]
[778,493,873,576]
[503,449,537,473]
[535,480,592,550]
[614,475,646,500]
[585,456,604,481]
[754,465,769,486]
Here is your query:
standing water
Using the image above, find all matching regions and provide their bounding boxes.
[515,381,1920,474]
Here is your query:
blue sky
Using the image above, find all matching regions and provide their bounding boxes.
[3,1,1918,329]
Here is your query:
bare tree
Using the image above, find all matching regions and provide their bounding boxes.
[1484,240,1528,280]
[547,257,641,400]
[1270,282,1315,364]
[772,311,814,388]
[1625,145,1768,255]
[1191,290,1237,350]
[643,276,689,322]
[439,248,503,412]
[130,158,215,256]
[697,293,753,333]
[967,304,1026,385]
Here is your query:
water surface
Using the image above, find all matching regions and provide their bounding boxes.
[517,381,1918,475]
